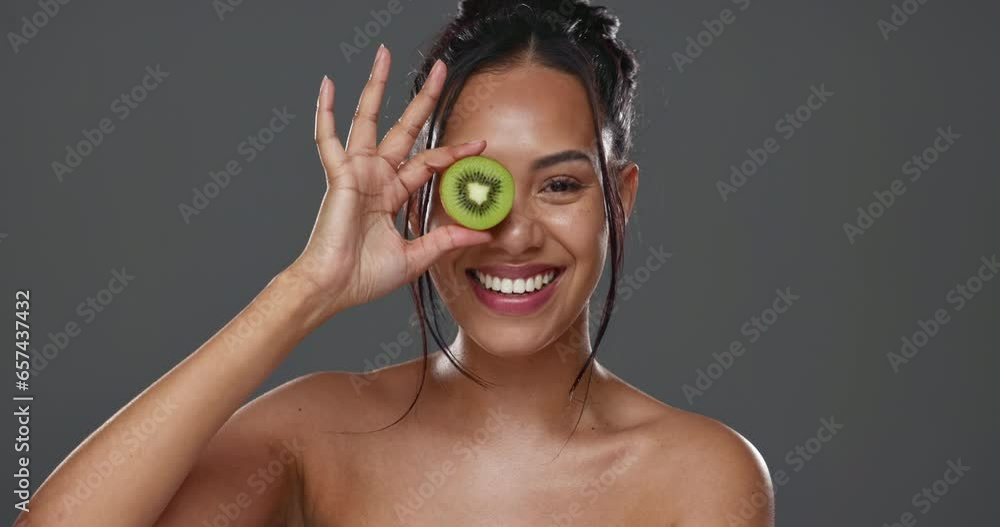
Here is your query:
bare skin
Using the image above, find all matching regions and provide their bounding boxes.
[276,356,774,526]
[16,45,773,527]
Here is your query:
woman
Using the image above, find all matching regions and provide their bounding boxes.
[19,1,774,525]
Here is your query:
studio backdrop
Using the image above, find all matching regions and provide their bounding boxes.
[3,0,998,525]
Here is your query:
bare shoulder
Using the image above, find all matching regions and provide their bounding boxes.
[600,376,774,526]
[248,362,422,436]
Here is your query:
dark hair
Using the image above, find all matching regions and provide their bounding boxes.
[393,0,639,433]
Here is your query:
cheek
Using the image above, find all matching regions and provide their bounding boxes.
[428,259,467,304]
[550,193,608,266]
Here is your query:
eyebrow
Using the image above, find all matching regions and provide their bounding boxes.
[530,149,594,171]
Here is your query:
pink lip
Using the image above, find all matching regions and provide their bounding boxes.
[467,267,564,316]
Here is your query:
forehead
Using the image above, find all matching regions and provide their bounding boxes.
[441,64,597,158]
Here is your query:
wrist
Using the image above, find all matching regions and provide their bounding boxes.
[273,266,346,331]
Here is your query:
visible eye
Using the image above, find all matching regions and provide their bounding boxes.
[542,177,584,193]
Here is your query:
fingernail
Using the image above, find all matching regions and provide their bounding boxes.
[375,43,385,64]
[319,75,328,95]
[462,139,485,146]
[430,59,444,79]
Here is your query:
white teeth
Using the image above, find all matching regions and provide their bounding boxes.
[473,269,560,295]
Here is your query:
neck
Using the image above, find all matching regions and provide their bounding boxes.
[423,307,606,438]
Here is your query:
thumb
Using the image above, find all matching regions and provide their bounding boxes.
[404,225,493,282]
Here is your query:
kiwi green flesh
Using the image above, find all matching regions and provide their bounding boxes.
[441,157,514,230]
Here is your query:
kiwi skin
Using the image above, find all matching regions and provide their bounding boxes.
[440,156,515,230]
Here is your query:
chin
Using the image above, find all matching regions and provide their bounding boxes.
[461,321,559,360]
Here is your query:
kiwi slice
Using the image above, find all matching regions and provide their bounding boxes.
[440,155,515,230]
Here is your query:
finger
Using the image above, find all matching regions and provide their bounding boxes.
[389,140,487,210]
[315,76,347,170]
[378,59,446,168]
[346,44,390,156]
[404,225,493,282]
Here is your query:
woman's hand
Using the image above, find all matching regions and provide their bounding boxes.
[287,45,492,318]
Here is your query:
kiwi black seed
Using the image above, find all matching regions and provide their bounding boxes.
[440,156,515,230]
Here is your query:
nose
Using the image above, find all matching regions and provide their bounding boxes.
[488,191,545,255]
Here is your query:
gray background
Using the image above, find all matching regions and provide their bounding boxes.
[3,0,998,524]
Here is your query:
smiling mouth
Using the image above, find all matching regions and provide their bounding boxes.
[465,268,564,295]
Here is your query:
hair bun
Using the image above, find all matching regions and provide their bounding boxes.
[456,0,510,20]
[456,0,591,21]
[455,0,619,40]
[575,4,619,39]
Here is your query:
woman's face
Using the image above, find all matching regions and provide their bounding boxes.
[424,63,620,358]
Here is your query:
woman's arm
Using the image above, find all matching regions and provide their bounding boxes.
[16,270,329,527]
[16,45,490,527]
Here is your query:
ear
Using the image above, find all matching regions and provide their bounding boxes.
[617,161,639,226]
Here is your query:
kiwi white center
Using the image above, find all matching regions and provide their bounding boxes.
[466,182,491,206]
